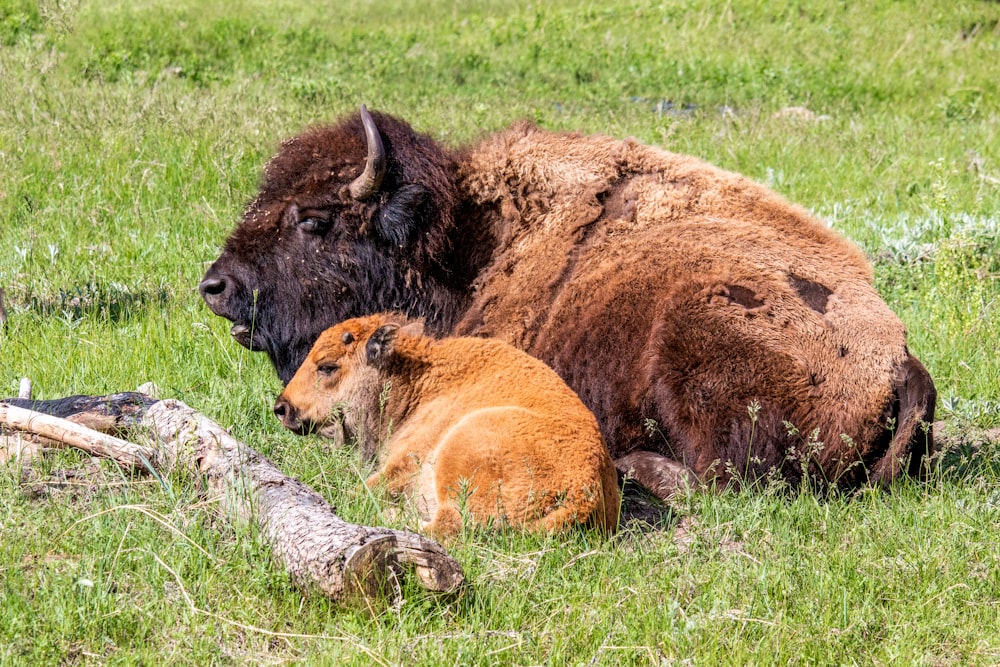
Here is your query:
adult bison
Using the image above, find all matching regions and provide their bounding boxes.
[201,105,936,497]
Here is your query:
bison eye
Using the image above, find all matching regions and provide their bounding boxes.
[341,332,355,344]
[298,217,326,234]
[316,363,339,376]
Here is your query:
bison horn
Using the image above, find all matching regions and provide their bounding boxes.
[349,104,386,201]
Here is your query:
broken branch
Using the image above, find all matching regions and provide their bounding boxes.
[0,402,161,471]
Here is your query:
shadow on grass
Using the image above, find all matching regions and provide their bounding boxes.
[617,478,678,532]
[22,282,169,323]
[933,422,1000,481]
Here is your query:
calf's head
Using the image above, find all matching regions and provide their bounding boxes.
[200,107,458,383]
[273,314,422,458]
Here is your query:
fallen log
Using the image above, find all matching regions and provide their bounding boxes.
[0,393,464,603]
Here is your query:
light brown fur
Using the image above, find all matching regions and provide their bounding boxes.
[275,314,620,537]
[451,123,933,489]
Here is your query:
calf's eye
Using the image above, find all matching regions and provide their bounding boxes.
[316,363,339,376]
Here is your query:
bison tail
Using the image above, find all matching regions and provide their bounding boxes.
[870,353,937,486]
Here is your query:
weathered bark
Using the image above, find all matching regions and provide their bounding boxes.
[0,394,464,603]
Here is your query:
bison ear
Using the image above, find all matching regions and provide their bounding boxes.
[365,323,400,366]
[375,184,429,247]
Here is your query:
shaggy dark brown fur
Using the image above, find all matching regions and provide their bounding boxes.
[202,109,936,496]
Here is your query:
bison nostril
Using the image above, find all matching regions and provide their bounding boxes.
[273,399,288,420]
[199,276,227,298]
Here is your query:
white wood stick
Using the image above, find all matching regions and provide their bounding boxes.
[0,403,161,471]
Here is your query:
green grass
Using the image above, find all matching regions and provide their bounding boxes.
[1,0,999,664]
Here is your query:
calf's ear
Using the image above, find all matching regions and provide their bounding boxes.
[398,319,424,338]
[366,324,400,367]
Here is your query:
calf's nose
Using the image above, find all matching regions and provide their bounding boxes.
[273,397,302,433]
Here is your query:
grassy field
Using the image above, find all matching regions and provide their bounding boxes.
[1,0,999,664]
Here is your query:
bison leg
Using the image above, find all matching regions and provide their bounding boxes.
[614,450,699,500]
[870,354,937,486]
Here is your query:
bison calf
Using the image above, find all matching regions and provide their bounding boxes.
[274,314,620,537]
